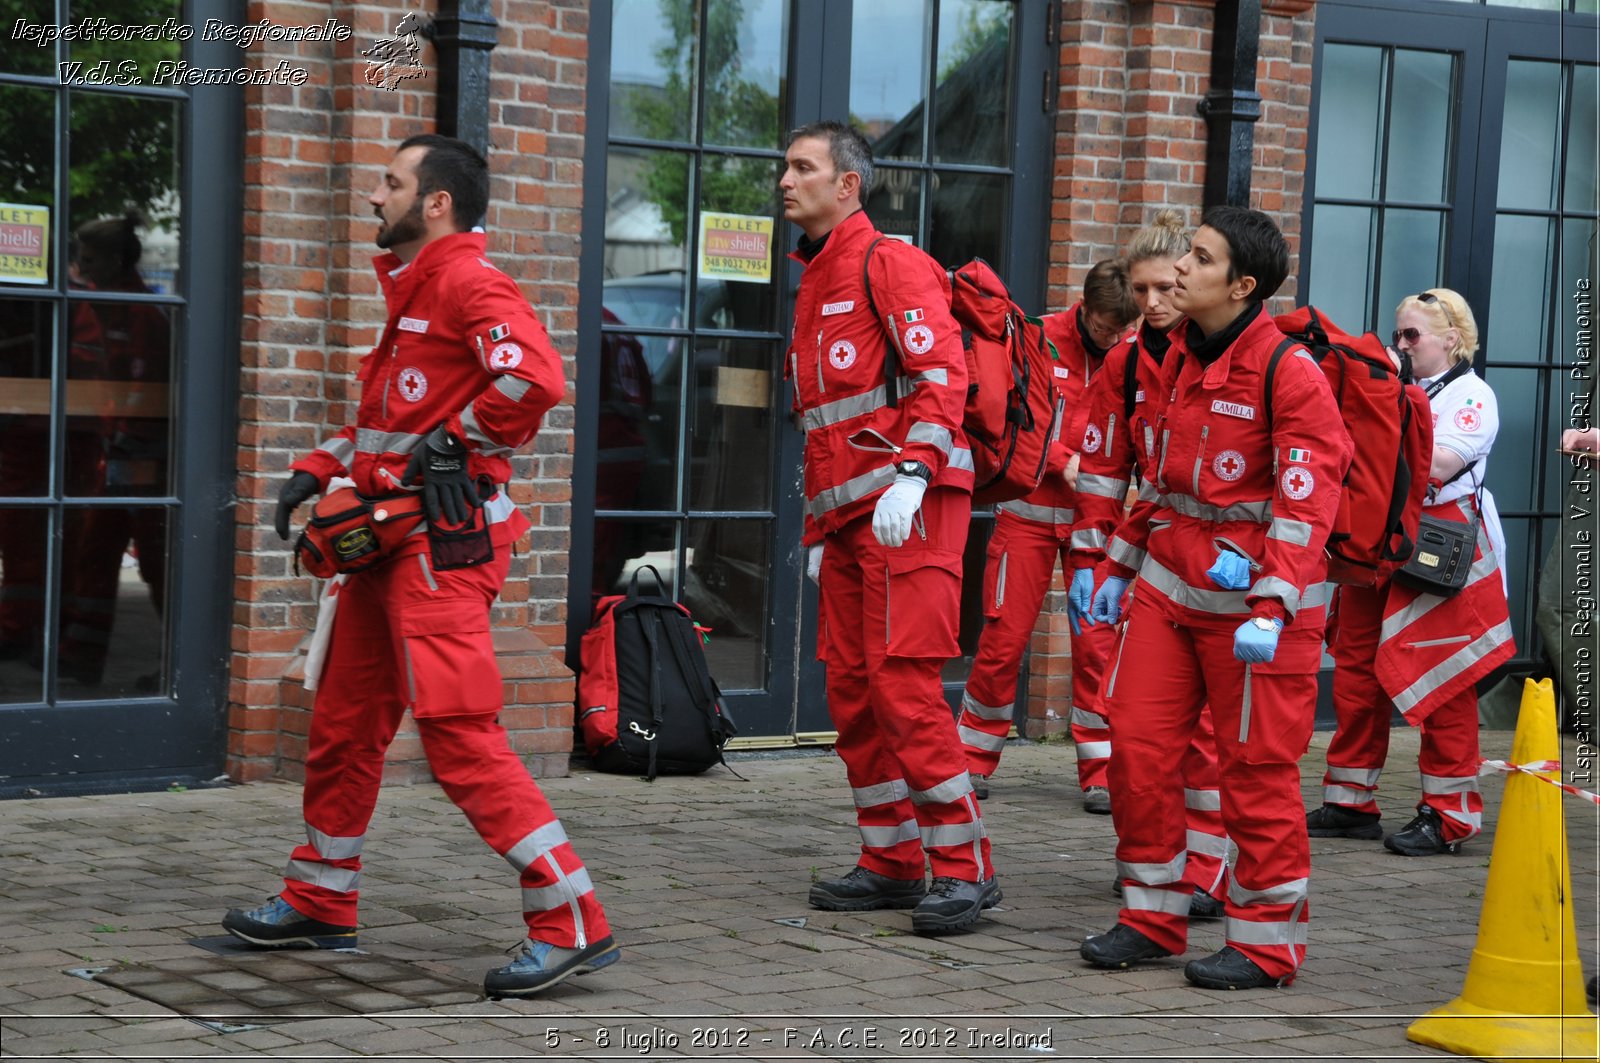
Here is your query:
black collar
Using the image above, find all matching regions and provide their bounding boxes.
[1139,320,1172,364]
[1184,303,1262,366]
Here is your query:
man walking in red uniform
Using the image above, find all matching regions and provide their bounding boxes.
[955,262,1136,811]
[223,135,618,999]
[1079,206,1351,989]
[784,120,998,934]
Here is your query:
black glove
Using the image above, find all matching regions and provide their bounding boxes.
[274,471,321,541]
[403,425,480,525]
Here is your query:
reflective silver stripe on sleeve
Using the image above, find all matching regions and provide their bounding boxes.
[1107,535,1146,571]
[522,867,595,913]
[1420,772,1480,795]
[1075,740,1111,760]
[901,367,949,390]
[960,691,1013,721]
[1390,618,1516,716]
[494,375,533,403]
[1326,766,1382,786]
[1324,784,1374,805]
[911,772,974,805]
[906,421,954,455]
[1228,876,1309,907]
[1267,517,1314,546]
[284,859,360,894]
[1077,472,1129,500]
[921,820,985,849]
[1183,788,1222,812]
[459,403,514,456]
[1185,829,1231,858]
[1116,852,1186,885]
[316,437,356,467]
[1071,528,1108,552]
[957,724,1007,752]
[1226,916,1308,949]
[808,464,898,520]
[504,821,570,873]
[1124,884,1194,916]
[1140,557,1248,614]
[1164,491,1273,523]
[1246,575,1303,618]
[853,779,911,808]
[802,386,890,431]
[947,446,975,473]
[356,427,425,456]
[859,820,921,848]
[306,825,364,861]
[1070,707,1107,728]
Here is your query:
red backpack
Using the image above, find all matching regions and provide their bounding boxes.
[1268,306,1434,585]
[863,244,1064,505]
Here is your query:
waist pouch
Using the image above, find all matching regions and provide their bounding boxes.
[1393,508,1478,597]
[295,488,426,578]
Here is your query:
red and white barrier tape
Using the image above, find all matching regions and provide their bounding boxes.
[1478,758,1600,807]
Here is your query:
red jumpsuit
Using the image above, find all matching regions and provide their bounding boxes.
[1101,306,1351,981]
[1071,321,1230,899]
[790,209,990,883]
[957,306,1119,790]
[278,232,610,950]
[1324,369,1512,842]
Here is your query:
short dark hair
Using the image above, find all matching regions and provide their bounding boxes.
[1082,257,1138,326]
[1200,205,1289,302]
[786,120,874,197]
[398,133,489,231]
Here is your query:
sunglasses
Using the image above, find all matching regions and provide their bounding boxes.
[1417,290,1458,328]
[1392,292,1456,347]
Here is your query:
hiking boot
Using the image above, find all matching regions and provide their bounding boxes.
[1384,805,1463,856]
[970,773,990,800]
[910,876,1002,934]
[1306,803,1383,839]
[1082,785,1112,815]
[809,866,926,911]
[1080,923,1173,968]
[1189,889,1226,920]
[222,896,357,950]
[1185,945,1287,989]
[483,935,620,999]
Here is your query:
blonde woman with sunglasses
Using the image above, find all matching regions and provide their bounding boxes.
[1309,287,1514,859]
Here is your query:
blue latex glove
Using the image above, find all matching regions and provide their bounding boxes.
[1233,617,1283,663]
[1090,575,1132,625]
[1067,567,1095,635]
[1206,551,1253,590]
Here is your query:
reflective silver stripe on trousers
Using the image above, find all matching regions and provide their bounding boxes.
[1324,784,1374,805]
[356,427,424,455]
[1226,916,1307,949]
[1391,619,1516,715]
[1184,788,1222,812]
[1228,876,1308,907]
[1441,807,1482,831]
[809,464,897,521]
[1267,517,1314,546]
[1381,504,1499,641]
[860,820,921,848]
[284,859,360,894]
[853,779,911,808]
[999,500,1074,524]
[458,403,514,456]
[1125,884,1194,916]
[921,819,985,849]
[493,374,533,402]
[1070,707,1107,728]
[1185,829,1230,858]
[306,825,364,861]
[906,421,954,455]
[912,772,974,805]
[1076,472,1129,500]
[1070,528,1107,552]
[1106,535,1146,571]
[316,436,356,467]
[1327,765,1382,786]
[522,867,595,913]
[960,691,1013,721]
[958,724,1007,752]
[1076,740,1112,760]
[1162,491,1273,524]
[504,820,570,873]
[1420,772,1479,795]
[1117,852,1186,885]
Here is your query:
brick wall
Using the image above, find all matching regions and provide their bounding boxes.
[226,0,587,783]
[1024,0,1318,738]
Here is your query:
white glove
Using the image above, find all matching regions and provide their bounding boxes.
[871,474,928,548]
[806,543,824,584]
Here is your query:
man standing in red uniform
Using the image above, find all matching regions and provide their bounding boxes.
[1079,206,1351,989]
[784,121,998,934]
[223,135,618,999]
[955,261,1136,811]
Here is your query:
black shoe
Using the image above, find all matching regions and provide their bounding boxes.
[910,876,1002,934]
[1383,806,1462,856]
[1189,889,1225,920]
[809,866,926,912]
[222,896,358,949]
[970,773,990,800]
[1082,786,1112,815]
[1306,803,1383,839]
[1185,945,1287,989]
[1079,923,1173,968]
[483,935,620,999]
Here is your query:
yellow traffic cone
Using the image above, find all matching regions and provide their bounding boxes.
[1406,678,1597,1061]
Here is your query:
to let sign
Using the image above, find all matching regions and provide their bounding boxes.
[0,204,49,285]
[698,211,773,284]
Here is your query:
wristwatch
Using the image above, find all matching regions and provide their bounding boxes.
[896,459,933,482]
[1251,616,1279,632]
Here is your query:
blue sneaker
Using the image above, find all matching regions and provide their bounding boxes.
[484,935,620,999]
[222,895,358,950]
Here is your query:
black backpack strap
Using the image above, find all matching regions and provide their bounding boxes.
[639,609,665,781]
[1382,395,1417,562]
[861,236,902,408]
[1262,337,1299,433]
[1124,338,1140,423]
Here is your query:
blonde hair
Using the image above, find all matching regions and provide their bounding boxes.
[1397,287,1479,364]
[1125,208,1189,266]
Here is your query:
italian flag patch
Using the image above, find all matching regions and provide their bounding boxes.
[904,308,924,323]
[488,323,511,342]
[1287,447,1312,462]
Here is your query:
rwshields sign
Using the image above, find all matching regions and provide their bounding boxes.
[0,204,49,284]
[698,212,773,284]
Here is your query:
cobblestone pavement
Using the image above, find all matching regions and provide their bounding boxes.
[0,730,1595,1061]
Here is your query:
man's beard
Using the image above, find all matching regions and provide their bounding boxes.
[376,199,426,249]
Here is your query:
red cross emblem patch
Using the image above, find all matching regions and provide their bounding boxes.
[1453,407,1481,432]
[490,342,523,371]
[397,366,428,402]
[1280,465,1315,500]
[1212,449,1246,482]
[1081,423,1103,454]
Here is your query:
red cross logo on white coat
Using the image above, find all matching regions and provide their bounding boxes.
[397,366,428,402]
[1455,408,1481,432]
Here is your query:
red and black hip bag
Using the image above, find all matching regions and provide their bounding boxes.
[294,487,426,578]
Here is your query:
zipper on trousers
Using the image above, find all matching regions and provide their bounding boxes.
[540,852,587,949]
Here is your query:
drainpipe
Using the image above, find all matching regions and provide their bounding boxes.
[428,0,500,156]
[1197,0,1263,209]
